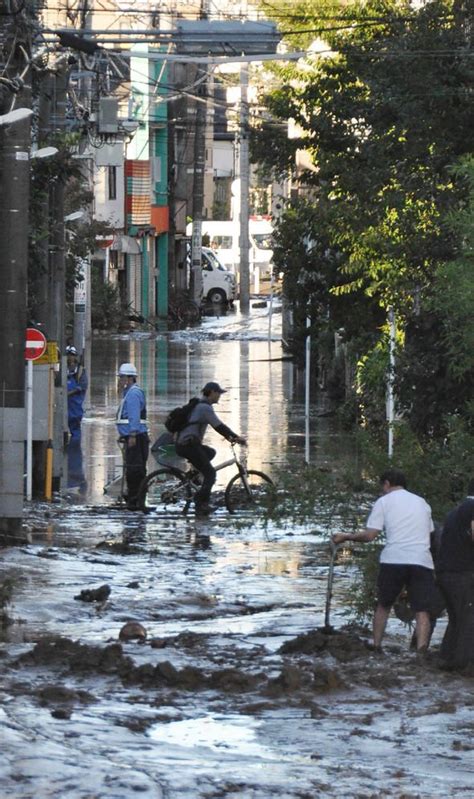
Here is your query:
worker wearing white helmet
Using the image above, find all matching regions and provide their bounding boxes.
[116,362,149,510]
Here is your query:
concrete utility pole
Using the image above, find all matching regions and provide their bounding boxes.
[0,14,31,542]
[189,0,210,306]
[49,65,69,491]
[34,71,54,329]
[190,74,206,305]
[238,64,250,313]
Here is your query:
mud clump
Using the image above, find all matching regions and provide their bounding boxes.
[266,664,309,695]
[150,637,168,649]
[74,584,111,603]
[280,630,327,655]
[51,707,72,720]
[279,628,368,662]
[16,636,134,677]
[313,667,344,691]
[326,634,368,662]
[209,668,262,693]
[35,684,95,705]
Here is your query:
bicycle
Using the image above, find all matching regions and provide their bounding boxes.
[168,293,201,325]
[137,442,274,515]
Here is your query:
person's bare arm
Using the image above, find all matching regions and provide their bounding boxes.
[332,528,381,546]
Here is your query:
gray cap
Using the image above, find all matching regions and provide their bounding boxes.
[202,381,226,394]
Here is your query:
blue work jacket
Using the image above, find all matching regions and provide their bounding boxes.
[116,383,148,437]
[67,367,88,422]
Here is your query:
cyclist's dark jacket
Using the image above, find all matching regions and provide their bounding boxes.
[176,399,237,444]
[437,497,474,573]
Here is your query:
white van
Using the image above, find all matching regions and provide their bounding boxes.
[186,219,274,278]
[201,247,236,304]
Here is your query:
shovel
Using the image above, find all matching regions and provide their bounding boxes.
[319,539,339,634]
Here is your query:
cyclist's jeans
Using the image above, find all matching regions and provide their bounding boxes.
[175,439,216,504]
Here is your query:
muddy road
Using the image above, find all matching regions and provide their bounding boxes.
[1,304,474,798]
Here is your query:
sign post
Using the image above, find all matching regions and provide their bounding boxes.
[24,328,47,500]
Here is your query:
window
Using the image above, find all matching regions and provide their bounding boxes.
[214,235,233,249]
[108,166,117,200]
[252,234,273,250]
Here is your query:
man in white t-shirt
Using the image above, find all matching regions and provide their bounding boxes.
[333,468,435,653]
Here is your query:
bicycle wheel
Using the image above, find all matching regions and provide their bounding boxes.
[224,470,274,514]
[177,299,201,325]
[138,468,192,513]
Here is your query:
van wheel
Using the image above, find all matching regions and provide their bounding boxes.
[207,288,227,304]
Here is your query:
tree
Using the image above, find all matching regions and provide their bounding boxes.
[254,0,474,434]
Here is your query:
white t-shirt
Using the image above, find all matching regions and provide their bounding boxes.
[366,488,434,569]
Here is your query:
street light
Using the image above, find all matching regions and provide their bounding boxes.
[64,211,84,222]
[30,146,59,159]
[0,107,33,127]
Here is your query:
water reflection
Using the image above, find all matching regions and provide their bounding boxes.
[81,336,291,504]
[67,434,87,495]
[79,307,356,507]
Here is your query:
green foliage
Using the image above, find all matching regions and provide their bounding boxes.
[259,1,474,626]
[28,137,113,325]
[264,414,473,621]
[265,451,370,531]
[356,419,474,521]
[91,268,122,330]
[344,543,381,624]
[430,157,474,381]
[254,0,474,437]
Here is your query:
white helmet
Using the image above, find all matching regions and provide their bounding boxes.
[118,362,137,377]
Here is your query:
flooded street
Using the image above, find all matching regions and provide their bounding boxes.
[2,303,474,798]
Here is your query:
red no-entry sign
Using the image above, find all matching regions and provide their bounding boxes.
[25,328,47,361]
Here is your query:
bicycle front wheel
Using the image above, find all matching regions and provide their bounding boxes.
[224,470,274,514]
[138,468,192,513]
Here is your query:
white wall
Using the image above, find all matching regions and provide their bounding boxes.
[93,156,125,229]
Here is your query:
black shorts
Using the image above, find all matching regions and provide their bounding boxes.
[377,563,435,612]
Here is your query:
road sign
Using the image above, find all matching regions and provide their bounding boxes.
[34,341,59,365]
[25,328,47,361]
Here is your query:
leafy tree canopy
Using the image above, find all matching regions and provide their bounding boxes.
[255,0,474,435]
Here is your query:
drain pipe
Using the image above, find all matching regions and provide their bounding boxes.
[305,314,311,464]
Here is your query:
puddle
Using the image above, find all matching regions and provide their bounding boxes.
[149,713,278,761]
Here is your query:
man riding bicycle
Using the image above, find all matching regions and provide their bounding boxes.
[175,381,246,516]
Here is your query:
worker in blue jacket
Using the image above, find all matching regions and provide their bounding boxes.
[116,362,149,510]
[66,345,88,439]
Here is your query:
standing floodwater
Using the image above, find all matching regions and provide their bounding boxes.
[78,304,350,507]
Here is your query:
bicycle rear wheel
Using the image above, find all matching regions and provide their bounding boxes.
[224,470,274,514]
[138,468,192,514]
[177,299,201,325]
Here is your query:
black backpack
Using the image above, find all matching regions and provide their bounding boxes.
[165,397,200,434]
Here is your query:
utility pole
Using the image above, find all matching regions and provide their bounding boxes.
[48,65,68,350]
[238,64,250,313]
[0,12,32,542]
[190,0,209,306]
[190,78,206,305]
[48,64,69,491]
[34,71,54,329]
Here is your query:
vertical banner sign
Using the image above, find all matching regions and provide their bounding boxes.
[24,329,47,500]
